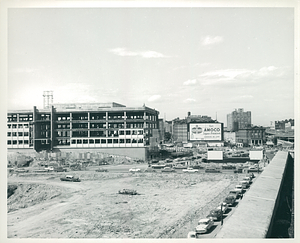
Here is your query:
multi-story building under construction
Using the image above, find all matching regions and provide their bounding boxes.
[7,102,160,160]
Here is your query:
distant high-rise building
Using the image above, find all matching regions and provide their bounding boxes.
[227,108,251,132]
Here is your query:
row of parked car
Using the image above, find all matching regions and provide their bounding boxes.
[187,173,255,238]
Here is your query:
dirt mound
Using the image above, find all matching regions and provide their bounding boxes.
[7,183,68,213]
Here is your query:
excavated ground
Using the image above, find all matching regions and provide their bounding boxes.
[7,169,245,238]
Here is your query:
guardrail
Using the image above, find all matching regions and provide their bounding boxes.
[216,151,294,238]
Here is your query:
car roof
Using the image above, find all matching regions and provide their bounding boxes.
[199,218,210,223]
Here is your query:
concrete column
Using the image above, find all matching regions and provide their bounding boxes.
[124,111,126,129]
[106,111,108,137]
[88,112,90,138]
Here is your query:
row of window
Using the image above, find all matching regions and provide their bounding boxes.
[7,114,33,122]
[71,138,144,144]
[7,132,29,136]
[7,124,30,129]
[8,113,157,122]
[54,129,145,138]
[7,140,30,145]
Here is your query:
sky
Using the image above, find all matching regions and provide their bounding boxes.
[7,6,295,127]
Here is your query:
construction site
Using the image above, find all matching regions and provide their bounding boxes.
[7,150,256,238]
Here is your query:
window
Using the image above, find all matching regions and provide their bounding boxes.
[120,130,125,135]
[7,140,11,145]
[113,139,118,143]
[132,130,137,135]
[18,132,23,136]
[120,139,124,143]
[138,139,143,143]
[83,139,88,144]
[18,124,23,128]
[12,124,17,128]
[107,139,112,144]
[95,139,100,144]
[13,140,17,144]
[126,139,131,143]
[71,140,76,144]
[101,139,106,144]
[132,139,137,143]
[18,140,23,144]
[12,132,17,136]
[89,139,94,144]
[77,139,82,144]
[24,140,29,144]
[126,130,131,135]
[7,124,11,128]
[7,132,11,136]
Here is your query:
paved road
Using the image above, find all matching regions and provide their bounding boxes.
[194,178,256,238]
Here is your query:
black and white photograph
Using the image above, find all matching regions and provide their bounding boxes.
[2,0,297,241]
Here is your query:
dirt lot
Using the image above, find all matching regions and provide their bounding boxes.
[7,168,246,238]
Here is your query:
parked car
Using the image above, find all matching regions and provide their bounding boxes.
[129,168,141,172]
[44,166,54,172]
[173,164,188,169]
[195,218,214,234]
[95,168,108,172]
[206,209,223,221]
[182,168,198,173]
[151,164,166,169]
[229,190,240,199]
[240,180,250,189]
[205,168,221,173]
[161,167,175,172]
[217,202,229,214]
[54,167,67,172]
[192,165,205,169]
[234,185,244,194]
[60,175,81,182]
[14,168,29,173]
[224,195,236,206]
[118,189,138,195]
[144,167,156,172]
[243,176,252,184]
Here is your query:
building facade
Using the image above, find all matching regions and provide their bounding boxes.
[7,102,159,159]
[227,108,251,132]
[172,119,188,143]
[171,113,223,145]
[235,126,266,146]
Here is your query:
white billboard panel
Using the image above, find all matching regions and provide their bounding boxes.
[207,151,223,160]
[250,150,263,160]
[190,123,222,141]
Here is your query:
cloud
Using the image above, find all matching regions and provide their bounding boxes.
[109,48,169,58]
[109,48,138,57]
[183,98,197,103]
[183,79,197,86]
[198,66,292,86]
[148,95,161,102]
[200,36,224,46]
[140,51,166,58]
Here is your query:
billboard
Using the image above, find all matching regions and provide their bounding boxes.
[189,123,222,141]
[249,150,263,160]
[207,151,223,160]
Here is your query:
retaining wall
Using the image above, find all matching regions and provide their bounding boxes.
[216,151,294,238]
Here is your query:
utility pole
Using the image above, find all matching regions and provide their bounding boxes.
[221,204,223,225]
